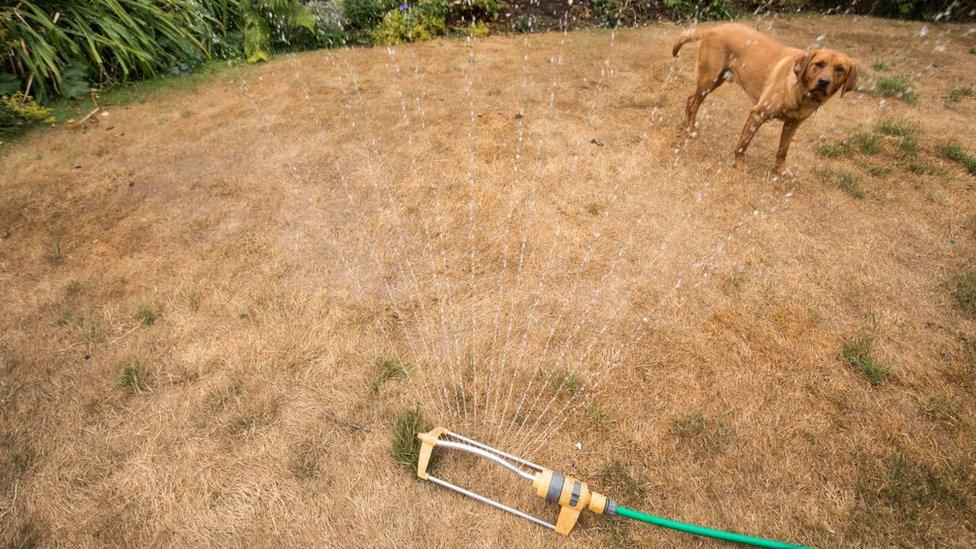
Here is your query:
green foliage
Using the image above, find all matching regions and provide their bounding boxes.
[240,0,317,63]
[592,0,622,27]
[371,5,446,45]
[547,369,583,396]
[0,92,53,132]
[841,330,890,387]
[815,138,847,158]
[872,60,890,72]
[511,15,534,33]
[343,0,399,43]
[874,75,917,103]
[937,141,976,175]
[390,405,434,471]
[664,0,737,20]
[833,170,867,199]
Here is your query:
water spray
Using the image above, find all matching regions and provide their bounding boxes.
[417,427,809,548]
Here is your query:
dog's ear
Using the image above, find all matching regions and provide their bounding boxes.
[793,51,816,83]
[842,63,858,97]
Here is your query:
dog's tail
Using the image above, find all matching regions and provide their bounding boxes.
[672,28,705,57]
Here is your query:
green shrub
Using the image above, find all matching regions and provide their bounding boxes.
[511,16,534,33]
[664,0,737,20]
[459,21,490,38]
[370,6,446,45]
[592,0,622,28]
[343,0,400,43]
[0,92,53,133]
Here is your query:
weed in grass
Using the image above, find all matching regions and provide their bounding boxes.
[597,460,646,503]
[670,412,732,455]
[289,440,321,480]
[586,202,603,216]
[390,405,434,472]
[814,138,847,158]
[65,279,82,295]
[50,243,61,262]
[834,170,867,199]
[1,435,35,484]
[868,164,892,177]
[947,271,976,318]
[852,132,881,154]
[373,356,408,391]
[898,133,918,153]
[841,331,890,387]
[135,302,161,326]
[865,453,970,514]
[548,369,583,396]
[904,159,937,175]
[720,269,748,294]
[944,86,973,106]
[877,118,914,138]
[937,141,976,175]
[186,290,199,311]
[874,75,917,102]
[920,396,965,427]
[872,60,890,72]
[56,309,75,326]
[118,360,146,391]
[583,400,616,429]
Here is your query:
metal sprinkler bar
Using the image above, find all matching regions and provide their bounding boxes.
[416,427,616,535]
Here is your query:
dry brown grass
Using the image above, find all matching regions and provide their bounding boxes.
[2,15,976,547]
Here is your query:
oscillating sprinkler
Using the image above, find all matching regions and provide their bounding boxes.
[417,427,810,548]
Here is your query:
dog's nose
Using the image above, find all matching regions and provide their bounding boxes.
[817,77,831,88]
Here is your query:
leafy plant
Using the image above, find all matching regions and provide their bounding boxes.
[592,0,621,28]
[664,0,737,20]
[390,405,434,471]
[371,3,446,45]
[0,92,53,132]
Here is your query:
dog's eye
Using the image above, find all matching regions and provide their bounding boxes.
[813,62,825,69]
[834,66,845,73]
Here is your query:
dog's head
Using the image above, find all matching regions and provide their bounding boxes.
[794,49,858,102]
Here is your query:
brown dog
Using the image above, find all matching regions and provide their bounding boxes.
[672,23,857,174]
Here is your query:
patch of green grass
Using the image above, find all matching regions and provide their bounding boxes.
[946,271,976,318]
[834,170,867,199]
[548,369,583,396]
[944,86,973,106]
[65,279,82,295]
[390,405,434,472]
[868,453,970,513]
[872,60,890,72]
[841,331,891,387]
[814,138,847,158]
[596,459,646,503]
[852,132,882,154]
[868,164,892,177]
[373,356,408,391]
[118,359,146,391]
[583,400,616,429]
[937,141,976,175]
[135,301,161,326]
[876,118,918,152]
[874,75,918,103]
[904,159,937,175]
[669,412,732,455]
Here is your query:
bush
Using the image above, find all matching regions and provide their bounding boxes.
[371,4,447,45]
[0,92,53,133]
[664,0,737,20]
[592,0,622,28]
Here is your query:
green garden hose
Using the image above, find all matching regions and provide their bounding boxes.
[615,505,809,548]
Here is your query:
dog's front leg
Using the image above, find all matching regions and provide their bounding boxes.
[733,109,768,170]
[774,119,800,175]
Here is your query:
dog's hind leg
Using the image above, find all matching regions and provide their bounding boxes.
[685,61,728,136]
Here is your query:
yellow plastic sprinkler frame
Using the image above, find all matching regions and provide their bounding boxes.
[418,427,810,548]
[417,427,615,535]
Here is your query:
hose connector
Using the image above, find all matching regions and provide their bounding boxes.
[532,469,616,535]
